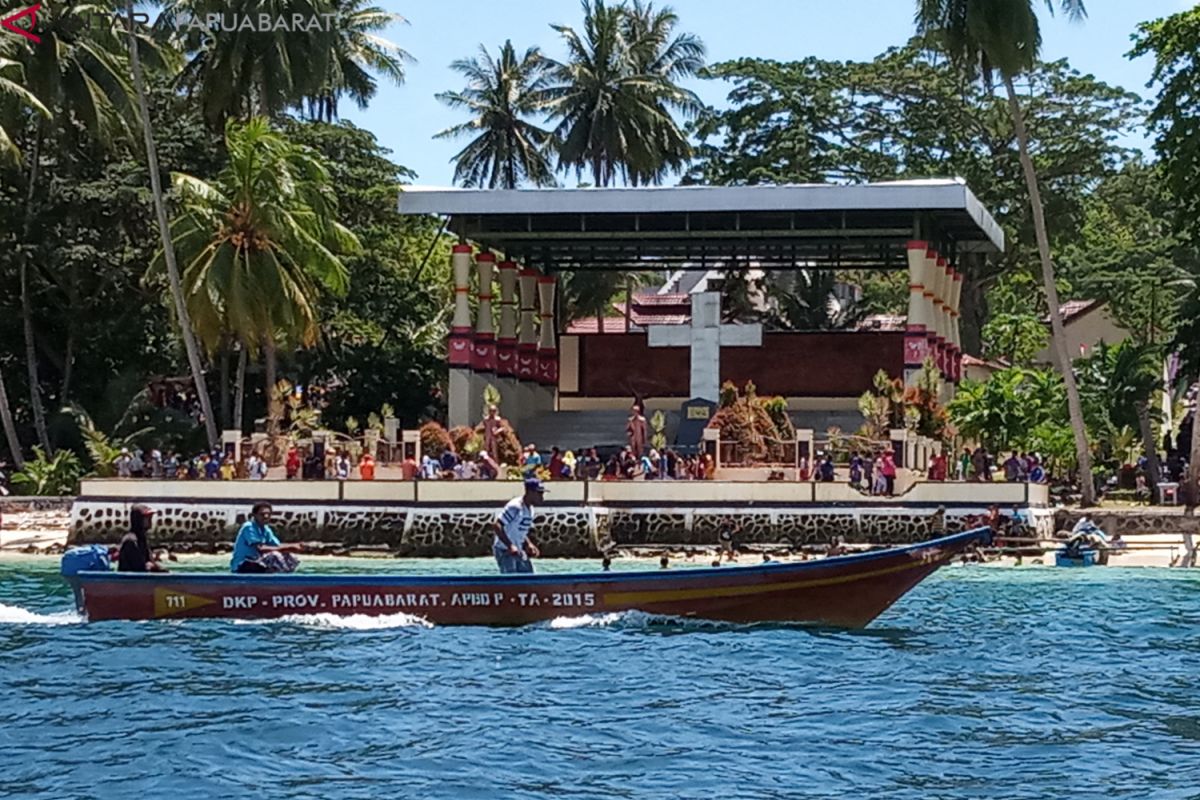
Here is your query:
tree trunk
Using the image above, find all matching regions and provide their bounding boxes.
[1003,76,1095,506]
[233,343,247,433]
[219,344,230,430]
[20,131,52,453]
[0,368,24,469]
[1136,400,1162,504]
[60,327,74,402]
[264,336,281,438]
[1187,389,1200,516]
[125,3,219,449]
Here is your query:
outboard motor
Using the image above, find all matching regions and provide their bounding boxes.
[60,544,111,611]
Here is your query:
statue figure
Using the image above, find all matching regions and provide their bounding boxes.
[482,404,503,462]
[626,403,648,457]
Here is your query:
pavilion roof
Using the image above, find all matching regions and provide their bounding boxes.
[399,179,1004,272]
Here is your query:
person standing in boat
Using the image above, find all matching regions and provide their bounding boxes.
[117,504,169,572]
[230,502,303,574]
[492,477,544,573]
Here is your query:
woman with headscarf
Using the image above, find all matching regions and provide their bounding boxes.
[117,504,168,572]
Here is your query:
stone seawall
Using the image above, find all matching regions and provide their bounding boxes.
[70,498,1053,557]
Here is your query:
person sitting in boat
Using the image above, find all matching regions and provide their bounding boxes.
[230,502,303,574]
[493,478,544,573]
[117,504,169,573]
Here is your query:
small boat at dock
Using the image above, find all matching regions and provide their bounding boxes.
[62,528,990,628]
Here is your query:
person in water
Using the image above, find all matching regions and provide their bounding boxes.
[117,504,168,572]
[492,477,543,573]
[230,502,303,573]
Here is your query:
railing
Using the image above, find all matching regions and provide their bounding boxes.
[77,478,1048,506]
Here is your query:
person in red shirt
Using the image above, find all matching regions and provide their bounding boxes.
[359,453,376,480]
[285,447,301,480]
[400,454,419,480]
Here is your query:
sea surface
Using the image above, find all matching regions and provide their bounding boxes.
[3,555,1200,800]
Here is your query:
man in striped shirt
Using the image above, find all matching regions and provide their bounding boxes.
[493,477,544,573]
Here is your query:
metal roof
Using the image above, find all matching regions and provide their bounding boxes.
[398,180,1004,271]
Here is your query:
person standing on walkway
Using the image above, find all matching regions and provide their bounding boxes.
[492,478,544,573]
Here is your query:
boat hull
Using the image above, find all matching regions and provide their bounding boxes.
[70,529,988,627]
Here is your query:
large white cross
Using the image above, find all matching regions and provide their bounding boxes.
[647,291,763,402]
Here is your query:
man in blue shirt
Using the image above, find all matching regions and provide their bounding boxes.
[230,502,302,573]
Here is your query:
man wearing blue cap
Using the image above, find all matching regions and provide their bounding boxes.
[492,477,545,573]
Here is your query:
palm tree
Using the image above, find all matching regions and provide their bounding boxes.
[165,118,359,437]
[618,0,704,185]
[0,367,23,470]
[0,51,49,165]
[305,0,412,122]
[9,1,147,453]
[915,0,1098,505]
[123,0,220,448]
[546,0,703,186]
[165,0,331,126]
[435,41,557,188]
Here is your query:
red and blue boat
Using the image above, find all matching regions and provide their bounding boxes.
[62,528,989,628]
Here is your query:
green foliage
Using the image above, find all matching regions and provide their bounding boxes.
[980,312,1047,366]
[284,120,450,427]
[483,384,502,412]
[67,405,152,478]
[688,43,1142,349]
[167,0,409,129]
[10,447,82,496]
[949,340,1163,471]
[649,409,666,451]
[1131,7,1200,239]
[436,41,558,188]
[547,0,704,186]
[1058,160,1198,345]
[164,117,357,355]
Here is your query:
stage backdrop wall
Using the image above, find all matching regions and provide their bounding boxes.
[565,332,905,398]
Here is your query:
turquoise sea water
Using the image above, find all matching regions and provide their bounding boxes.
[3,556,1200,800]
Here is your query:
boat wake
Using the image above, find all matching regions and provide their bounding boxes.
[546,609,753,633]
[234,612,434,630]
[0,603,83,626]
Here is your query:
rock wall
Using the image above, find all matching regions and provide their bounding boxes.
[71,499,1051,557]
[1053,509,1200,538]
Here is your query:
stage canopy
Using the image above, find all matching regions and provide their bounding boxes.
[397,179,1004,271]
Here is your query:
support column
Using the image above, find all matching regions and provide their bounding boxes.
[926,247,945,376]
[496,260,520,420]
[536,275,558,413]
[904,241,932,386]
[447,243,474,427]
[516,268,540,427]
[470,251,496,426]
[950,265,963,384]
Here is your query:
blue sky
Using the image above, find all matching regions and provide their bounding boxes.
[337,0,1193,185]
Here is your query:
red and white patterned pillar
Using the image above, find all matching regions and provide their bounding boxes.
[496,261,519,380]
[447,243,474,426]
[472,251,496,375]
[517,268,539,383]
[537,275,558,387]
[904,240,932,385]
[950,265,963,383]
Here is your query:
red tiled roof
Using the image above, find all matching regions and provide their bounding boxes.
[630,292,690,307]
[1054,299,1103,324]
[565,317,632,334]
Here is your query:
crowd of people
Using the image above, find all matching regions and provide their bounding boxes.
[112,446,378,482]
[418,444,716,481]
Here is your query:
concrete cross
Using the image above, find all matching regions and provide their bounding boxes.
[647,291,763,402]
